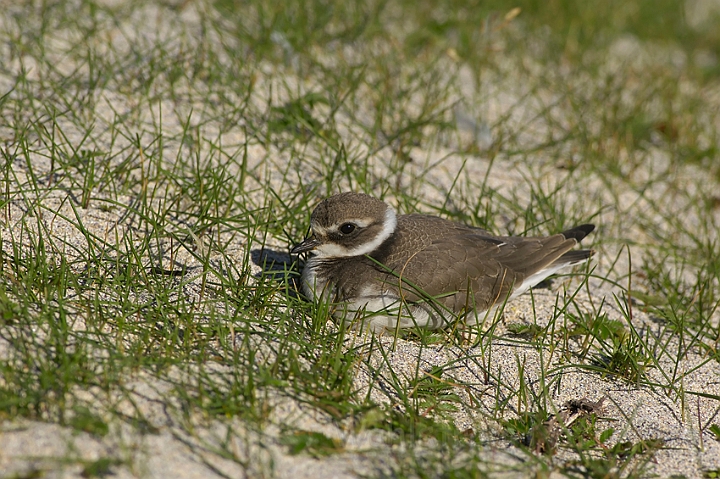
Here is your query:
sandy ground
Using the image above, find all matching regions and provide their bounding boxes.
[2,1,720,478]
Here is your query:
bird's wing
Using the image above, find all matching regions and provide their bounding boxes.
[378,232,577,313]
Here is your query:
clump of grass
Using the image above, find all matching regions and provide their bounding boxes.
[503,398,663,477]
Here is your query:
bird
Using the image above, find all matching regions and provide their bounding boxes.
[291,192,595,332]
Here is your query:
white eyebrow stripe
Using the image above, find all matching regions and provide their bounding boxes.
[312,224,328,236]
[313,207,397,258]
[326,217,374,233]
[313,208,398,258]
[352,218,375,228]
[341,208,397,256]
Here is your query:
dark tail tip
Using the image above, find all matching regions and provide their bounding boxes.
[558,249,595,266]
[561,224,595,242]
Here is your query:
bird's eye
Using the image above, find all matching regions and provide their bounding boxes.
[339,223,356,235]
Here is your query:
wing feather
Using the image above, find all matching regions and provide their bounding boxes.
[377,232,581,313]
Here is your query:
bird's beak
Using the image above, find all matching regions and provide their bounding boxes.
[291,235,320,254]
